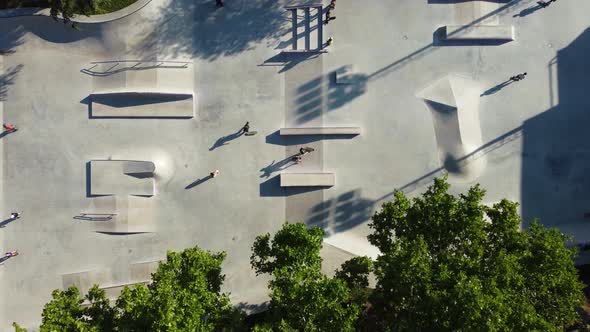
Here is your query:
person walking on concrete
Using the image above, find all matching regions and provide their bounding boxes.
[299,147,315,155]
[241,121,250,134]
[4,250,18,258]
[537,0,556,8]
[510,72,527,81]
[210,170,220,178]
[9,212,20,220]
[216,0,224,8]
[3,123,16,132]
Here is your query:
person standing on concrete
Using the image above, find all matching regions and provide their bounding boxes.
[210,170,220,178]
[241,122,250,134]
[299,147,315,155]
[327,37,334,46]
[510,72,527,81]
[9,212,20,220]
[329,0,336,9]
[215,0,224,8]
[291,155,302,164]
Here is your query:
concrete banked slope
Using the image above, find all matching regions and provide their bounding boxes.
[417,75,485,182]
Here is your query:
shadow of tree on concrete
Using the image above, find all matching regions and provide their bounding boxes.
[294,69,368,124]
[137,0,289,61]
[307,189,374,235]
[0,64,23,101]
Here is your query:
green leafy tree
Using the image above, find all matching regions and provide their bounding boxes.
[16,246,243,332]
[37,285,114,332]
[49,0,94,26]
[368,176,585,331]
[116,246,244,332]
[251,222,360,331]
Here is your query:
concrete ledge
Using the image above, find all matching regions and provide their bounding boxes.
[90,91,194,118]
[444,25,514,41]
[280,173,335,187]
[280,127,361,135]
[0,0,152,23]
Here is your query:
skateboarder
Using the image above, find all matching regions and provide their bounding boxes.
[9,212,20,220]
[299,147,315,155]
[327,37,334,46]
[3,123,16,132]
[4,251,18,258]
[241,121,250,134]
[537,0,555,8]
[210,170,220,178]
[510,72,527,81]
[291,155,302,164]
[329,0,336,9]
[324,15,336,25]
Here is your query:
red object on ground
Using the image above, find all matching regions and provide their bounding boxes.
[3,124,14,130]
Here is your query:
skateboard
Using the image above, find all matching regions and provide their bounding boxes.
[245,131,258,136]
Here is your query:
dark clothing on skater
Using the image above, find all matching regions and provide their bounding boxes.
[241,122,250,133]
[510,73,527,81]
[299,147,315,155]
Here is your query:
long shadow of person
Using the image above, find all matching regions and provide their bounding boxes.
[480,80,514,97]
[209,130,243,151]
[513,3,544,18]
[0,217,16,228]
[185,175,213,189]
[260,156,298,178]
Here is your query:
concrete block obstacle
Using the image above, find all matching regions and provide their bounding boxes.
[443,25,515,41]
[89,160,155,196]
[280,173,335,187]
[89,91,194,118]
[280,127,361,135]
[82,195,156,234]
[416,75,485,182]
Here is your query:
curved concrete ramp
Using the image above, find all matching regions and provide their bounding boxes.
[90,91,194,118]
[417,75,485,181]
[323,232,379,260]
[89,160,155,196]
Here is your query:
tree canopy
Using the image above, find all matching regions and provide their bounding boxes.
[251,223,362,332]
[367,177,585,331]
[15,178,586,331]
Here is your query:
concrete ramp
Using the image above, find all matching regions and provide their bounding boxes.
[417,75,485,181]
[90,91,194,118]
[89,160,155,196]
[62,261,161,303]
[82,195,156,234]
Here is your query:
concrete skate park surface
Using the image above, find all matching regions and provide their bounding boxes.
[1,0,590,328]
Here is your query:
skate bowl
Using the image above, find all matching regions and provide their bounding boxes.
[89,91,194,118]
[417,75,485,182]
[88,160,155,196]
